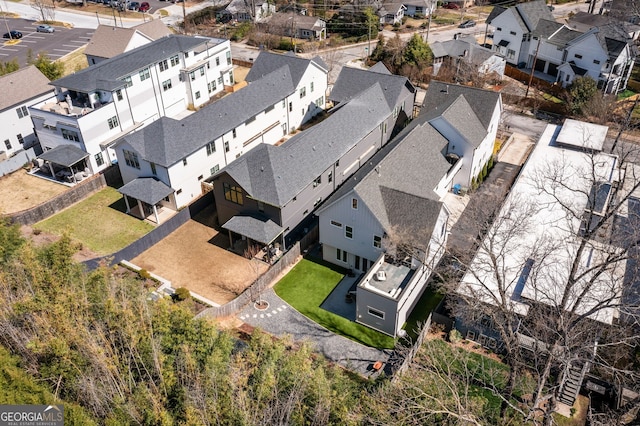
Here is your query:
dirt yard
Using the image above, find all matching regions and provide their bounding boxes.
[132,209,268,306]
[0,170,69,215]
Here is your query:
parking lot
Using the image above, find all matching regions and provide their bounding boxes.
[0,18,93,66]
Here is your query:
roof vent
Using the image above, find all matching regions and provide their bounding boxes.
[375,271,387,281]
[261,166,264,172]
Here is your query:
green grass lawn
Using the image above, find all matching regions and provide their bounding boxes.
[403,286,444,339]
[35,187,154,255]
[274,258,396,349]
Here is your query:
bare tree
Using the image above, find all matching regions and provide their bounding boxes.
[31,0,55,22]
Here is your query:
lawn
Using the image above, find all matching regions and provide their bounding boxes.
[35,187,153,255]
[403,286,444,339]
[274,258,396,349]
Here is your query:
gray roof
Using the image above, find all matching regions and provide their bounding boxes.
[0,66,51,111]
[119,65,295,167]
[39,144,89,167]
[533,19,564,38]
[246,51,328,88]
[534,20,583,46]
[222,214,283,244]
[216,83,394,206]
[486,6,506,25]
[421,81,501,132]
[52,35,217,92]
[118,177,174,205]
[330,64,415,108]
[569,11,640,35]
[317,117,450,239]
[506,0,555,33]
[430,37,495,64]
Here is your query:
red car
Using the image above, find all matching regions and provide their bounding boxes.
[138,1,150,11]
[443,2,460,9]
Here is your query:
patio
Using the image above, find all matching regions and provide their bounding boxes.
[29,145,92,186]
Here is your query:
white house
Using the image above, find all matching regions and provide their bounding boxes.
[420,81,502,189]
[84,20,172,66]
[403,0,435,17]
[379,3,406,25]
[488,0,555,66]
[0,66,53,161]
[29,35,233,176]
[316,118,455,337]
[431,34,506,78]
[114,51,329,220]
[220,0,276,22]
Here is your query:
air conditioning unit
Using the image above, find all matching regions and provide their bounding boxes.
[375,271,386,281]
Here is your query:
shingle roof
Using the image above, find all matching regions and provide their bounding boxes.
[53,35,218,92]
[118,177,174,205]
[421,81,500,132]
[266,12,324,30]
[329,64,415,109]
[486,6,506,25]
[245,51,328,87]
[38,144,89,167]
[222,214,283,244]
[119,65,296,167]
[218,83,394,206]
[430,37,495,65]
[0,65,51,111]
[533,19,564,38]
[508,0,555,33]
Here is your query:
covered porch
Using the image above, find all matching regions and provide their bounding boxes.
[31,144,92,185]
[222,214,284,264]
[118,177,176,225]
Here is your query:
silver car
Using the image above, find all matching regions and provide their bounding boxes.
[36,25,55,33]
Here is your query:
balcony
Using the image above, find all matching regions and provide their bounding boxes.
[34,90,112,118]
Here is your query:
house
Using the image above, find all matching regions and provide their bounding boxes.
[0,66,53,161]
[487,0,555,65]
[262,12,326,40]
[219,0,276,22]
[211,63,415,250]
[378,3,406,25]
[29,35,233,176]
[114,51,329,220]
[403,0,435,18]
[456,119,626,406]
[84,20,172,65]
[420,81,502,189]
[316,118,455,337]
[431,34,506,78]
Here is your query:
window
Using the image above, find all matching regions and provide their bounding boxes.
[507,49,516,59]
[336,248,347,262]
[328,171,332,183]
[316,96,324,108]
[300,87,306,98]
[593,59,600,64]
[139,67,150,81]
[496,27,502,31]
[289,102,293,112]
[190,72,196,81]
[16,134,24,144]
[574,54,583,59]
[257,201,265,212]
[177,188,182,194]
[107,116,119,130]
[345,226,353,239]
[183,158,188,166]
[159,59,168,71]
[206,141,216,156]
[245,115,256,125]
[200,67,205,76]
[217,77,223,85]
[230,73,234,84]
[162,79,172,91]
[16,106,28,118]
[210,164,219,175]
[331,220,342,228]
[310,81,314,92]
[184,51,189,58]
[170,55,179,66]
[352,198,358,209]
[61,129,80,142]
[368,307,384,319]
[509,31,516,35]
[282,100,286,108]
[123,150,140,169]
[335,160,339,167]
[232,129,237,138]
[216,57,220,66]
[116,90,123,101]
[313,176,321,187]
[226,51,231,65]
[198,175,203,181]
[208,80,217,93]
[195,91,201,99]
[282,123,287,135]
[373,235,382,248]
[224,141,230,152]
[95,152,104,167]
[123,76,132,88]
[150,162,157,175]
[223,182,243,205]
[4,139,11,150]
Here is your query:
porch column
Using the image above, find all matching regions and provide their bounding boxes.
[136,199,144,219]
[48,162,55,178]
[228,229,233,249]
[153,204,160,225]
[123,195,131,213]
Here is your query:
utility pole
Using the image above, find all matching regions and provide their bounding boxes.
[425,0,433,42]
[182,0,187,34]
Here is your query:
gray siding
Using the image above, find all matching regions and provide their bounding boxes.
[213,173,282,227]
[356,256,399,336]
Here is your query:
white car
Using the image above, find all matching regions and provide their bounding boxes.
[36,25,55,33]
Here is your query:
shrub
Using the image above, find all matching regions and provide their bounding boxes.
[139,269,151,280]
[174,287,191,301]
[449,329,462,343]
[32,229,42,236]
[481,163,488,179]
[488,156,494,170]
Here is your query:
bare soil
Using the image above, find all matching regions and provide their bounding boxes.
[0,170,69,215]
[131,212,268,306]
[20,225,102,263]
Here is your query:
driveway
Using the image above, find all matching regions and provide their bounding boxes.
[238,288,392,377]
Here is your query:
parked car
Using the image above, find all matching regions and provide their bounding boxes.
[458,19,476,28]
[443,2,460,9]
[138,2,150,11]
[128,1,139,9]
[3,30,22,39]
[36,24,55,33]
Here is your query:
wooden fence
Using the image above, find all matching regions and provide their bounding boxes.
[504,65,564,96]
[388,313,433,380]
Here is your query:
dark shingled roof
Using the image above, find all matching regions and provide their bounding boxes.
[329,64,415,108]
[222,215,283,244]
[486,6,507,25]
[245,51,328,87]
[501,0,554,33]
[52,35,217,92]
[39,144,89,167]
[217,82,394,206]
[118,65,296,167]
[118,177,174,205]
